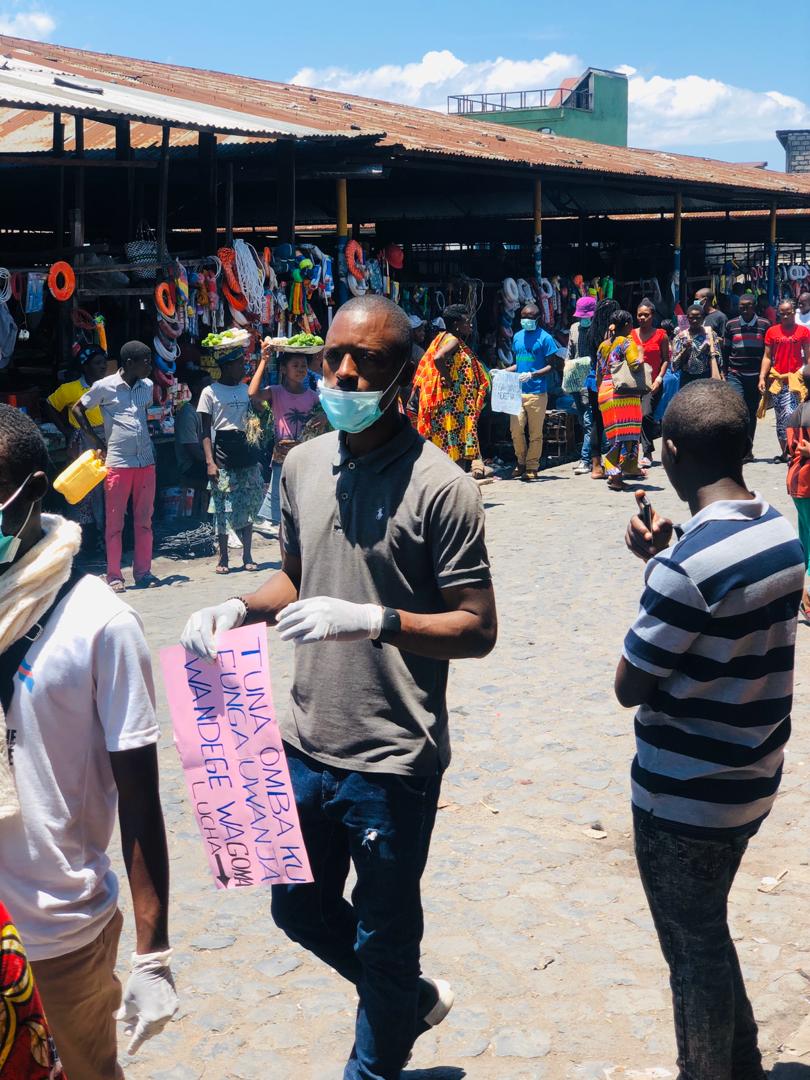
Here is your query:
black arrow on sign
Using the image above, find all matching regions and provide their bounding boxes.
[214,854,230,887]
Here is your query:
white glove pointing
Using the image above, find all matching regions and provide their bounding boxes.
[180,598,247,662]
[276,597,383,644]
[116,949,179,1056]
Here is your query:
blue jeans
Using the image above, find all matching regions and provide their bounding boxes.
[271,744,442,1080]
[726,371,760,444]
[258,461,283,525]
[634,812,765,1080]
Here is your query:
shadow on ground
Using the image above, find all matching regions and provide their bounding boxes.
[404,1069,466,1080]
[771,1064,810,1077]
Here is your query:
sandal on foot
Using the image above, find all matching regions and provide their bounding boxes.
[215,564,230,575]
[242,562,260,572]
[107,578,126,593]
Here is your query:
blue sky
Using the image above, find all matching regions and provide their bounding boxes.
[3,0,809,167]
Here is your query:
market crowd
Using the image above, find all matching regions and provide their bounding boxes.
[0,291,809,1079]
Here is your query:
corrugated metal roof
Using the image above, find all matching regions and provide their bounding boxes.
[1,34,809,203]
[0,54,354,140]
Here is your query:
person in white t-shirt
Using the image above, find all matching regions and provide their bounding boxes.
[197,348,264,574]
[797,292,810,329]
[0,404,177,1080]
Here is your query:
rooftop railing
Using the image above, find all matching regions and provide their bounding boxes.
[448,88,592,115]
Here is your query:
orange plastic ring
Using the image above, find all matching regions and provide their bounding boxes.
[222,283,248,311]
[48,261,75,301]
[154,281,176,318]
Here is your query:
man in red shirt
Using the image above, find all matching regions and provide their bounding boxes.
[759,300,810,461]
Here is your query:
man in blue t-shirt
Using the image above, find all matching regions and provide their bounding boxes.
[506,302,558,480]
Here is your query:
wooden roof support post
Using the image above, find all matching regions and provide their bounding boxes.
[74,116,85,235]
[225,162,234,247]
[198,131,217,254]
[336,177,348,306]
[157,126,170,261]
[115,118,133,242]
[673,192,683,307]
[768,201,778,307]
[533,177,542,280]
[276,140,296,246]
[53,111,64,254]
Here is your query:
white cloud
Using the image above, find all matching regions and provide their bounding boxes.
[627,73,810,149]
[0,9,56,38]
[291,50,810,154]
[292,50,581,112]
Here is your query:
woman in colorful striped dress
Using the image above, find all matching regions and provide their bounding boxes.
[597,309,645,491]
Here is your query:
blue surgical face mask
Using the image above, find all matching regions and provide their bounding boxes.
[520,319,537,331]
[319,362,407,435]
[0,476,34,565]
[579,318,592,328]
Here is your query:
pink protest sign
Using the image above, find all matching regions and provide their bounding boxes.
[160,626,312,889]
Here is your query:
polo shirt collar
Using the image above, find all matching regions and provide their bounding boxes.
[334,418,419,474]
[677,491,768,538]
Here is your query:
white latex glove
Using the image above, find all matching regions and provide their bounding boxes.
[276,597,383,644]
[518,371,532,384]
[180,598,247,662]
[116,949,179,1056]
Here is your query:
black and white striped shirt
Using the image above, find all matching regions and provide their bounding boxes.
[623,494,805,836]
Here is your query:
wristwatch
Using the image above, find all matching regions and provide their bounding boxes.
[374,607,401,646]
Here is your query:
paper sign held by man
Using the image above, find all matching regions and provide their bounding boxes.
[160,626,312,889]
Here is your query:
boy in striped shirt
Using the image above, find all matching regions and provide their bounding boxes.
[616,380,805,1080]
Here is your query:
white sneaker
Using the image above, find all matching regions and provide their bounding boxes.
[573,462,590,475]
[253,521,277,539]
[227,527,242,550]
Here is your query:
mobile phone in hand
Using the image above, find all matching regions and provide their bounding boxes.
[639,495,653,532]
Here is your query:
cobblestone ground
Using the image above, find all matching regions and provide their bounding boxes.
[116,417,810,1080]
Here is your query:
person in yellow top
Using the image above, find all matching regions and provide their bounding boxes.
[44,346,108,437]
[43,345,109,546]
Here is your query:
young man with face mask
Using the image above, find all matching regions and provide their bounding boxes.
[181,294,497,1080]
[0,405,177,1080]
[504,301,559,480]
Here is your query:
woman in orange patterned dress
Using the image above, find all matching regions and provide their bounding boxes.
[406,305,489,471]
[0,903,64,1078]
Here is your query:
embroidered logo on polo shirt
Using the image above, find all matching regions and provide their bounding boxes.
[16,659,34,693]
[376,506,385,521]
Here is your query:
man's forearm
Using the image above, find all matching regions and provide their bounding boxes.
[72,402,104,447]
[122,811,170,953]
[243,570,300,626]
[388,607,497,661]
[202,435,215,467]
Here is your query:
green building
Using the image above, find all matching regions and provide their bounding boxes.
[448,68,628,147]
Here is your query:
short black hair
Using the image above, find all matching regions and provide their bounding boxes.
[0,404,50,486]
[120,340,152,368]
[442,304,471,333]
[611,309,633,333]
[662,381,749,472]
[739,292,756,303]
[686,303,704,317]
[339,295,413,366]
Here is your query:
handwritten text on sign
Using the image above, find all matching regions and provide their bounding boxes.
[160,627,312,890]
[490,369,523,416]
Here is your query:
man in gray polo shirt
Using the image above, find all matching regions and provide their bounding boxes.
[181,295,497,1080]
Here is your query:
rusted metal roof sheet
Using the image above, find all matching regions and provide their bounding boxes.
[1,34,809,203]
[0,54,350,140]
